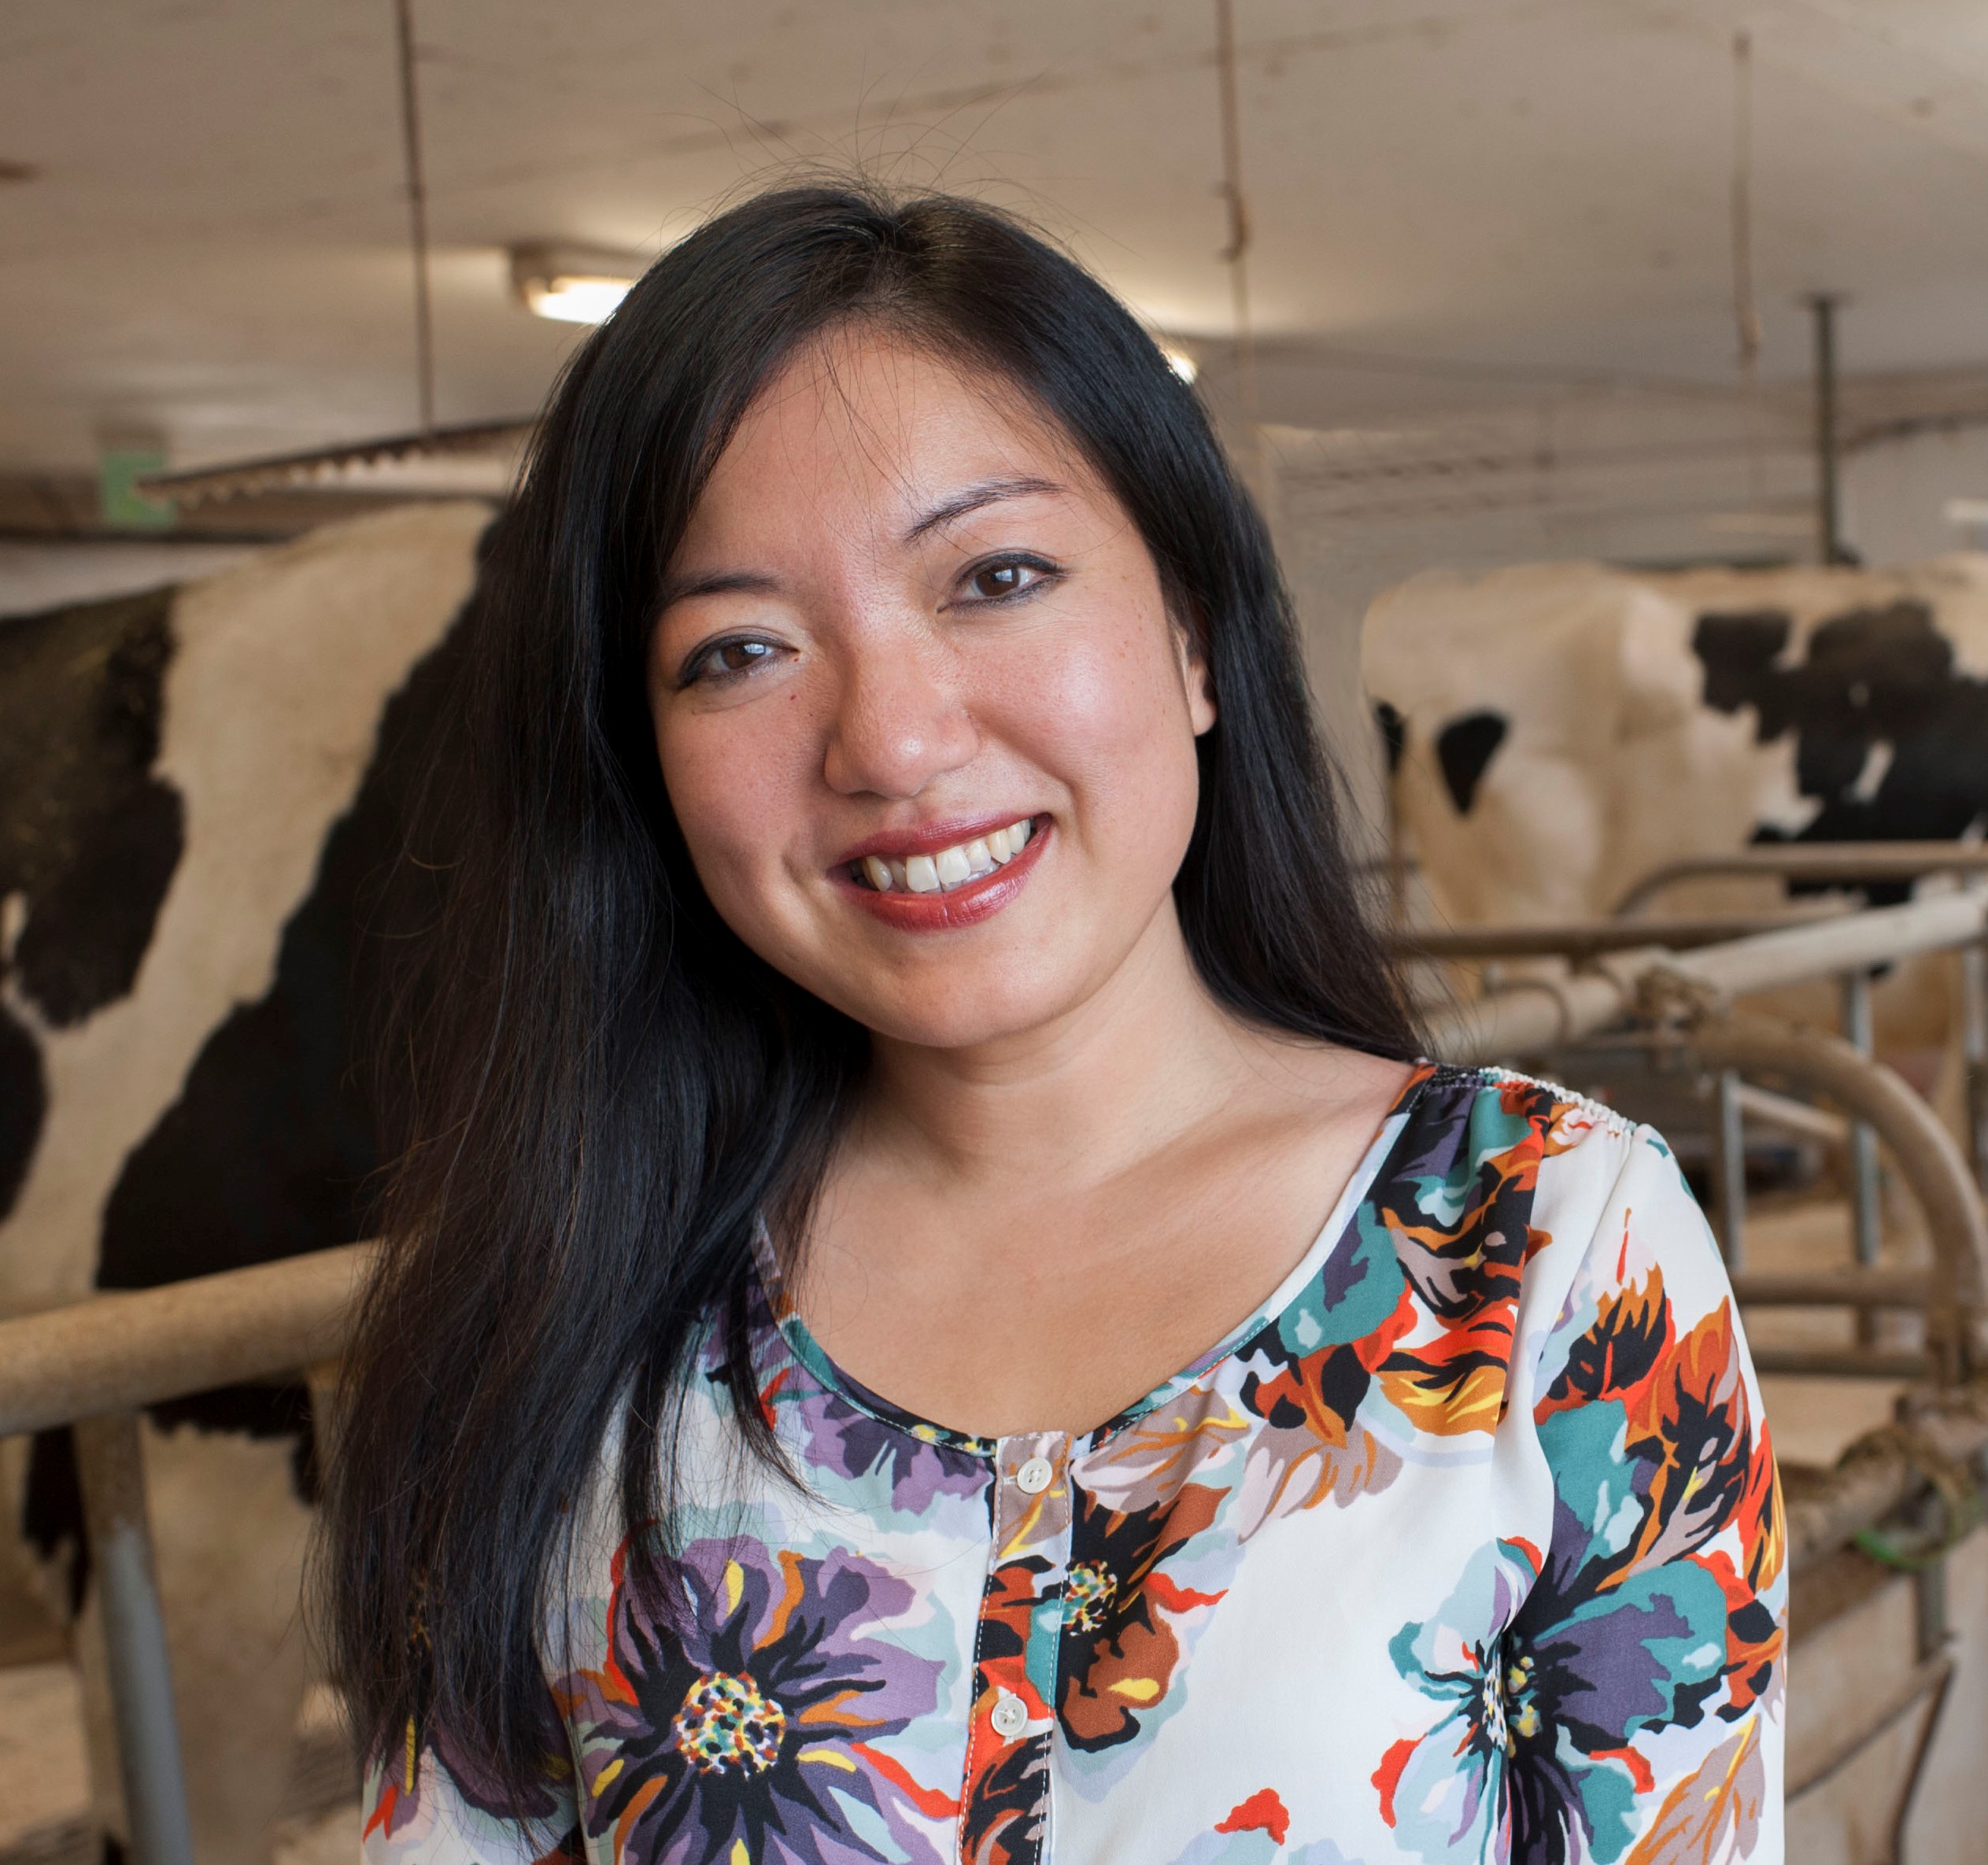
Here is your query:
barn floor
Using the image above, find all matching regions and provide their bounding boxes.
[0,1668,356,1865]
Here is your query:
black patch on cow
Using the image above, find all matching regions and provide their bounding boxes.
[94,563,480,1416]
[1693,599,1988,903]
[0,588,185,1028]
[0,999,45,1221]
[1692,610,1791,729]
[1434,711,1509,815]
[22,1427,86,1616]
[1374,700,1407,775]
[150,1381,321,1501]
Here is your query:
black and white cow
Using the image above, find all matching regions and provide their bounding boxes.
[1363,554,1988,920]
[0,500,493,1862]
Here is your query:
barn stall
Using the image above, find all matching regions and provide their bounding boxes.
[9,2,1988,1862]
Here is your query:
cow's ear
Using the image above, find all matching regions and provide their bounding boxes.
[1433,711,1507,816]
[1373,700,1407,775]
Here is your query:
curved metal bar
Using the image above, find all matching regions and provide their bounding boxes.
[1665,1018,1987,1383]
[1612,841,1988,918]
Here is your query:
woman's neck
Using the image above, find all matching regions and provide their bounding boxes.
[855,902,1266,1195]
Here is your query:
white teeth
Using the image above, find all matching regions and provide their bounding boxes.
[855,817,1041,896]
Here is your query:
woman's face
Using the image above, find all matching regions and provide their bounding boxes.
[649,328,1215,1049]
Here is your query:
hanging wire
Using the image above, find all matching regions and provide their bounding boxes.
[1731,29,1761,376]
[1214,0,1262,470]
[394,0,437,437]
[1731,27,1773,509]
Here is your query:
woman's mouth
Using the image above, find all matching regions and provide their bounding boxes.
[846,817,1036,893]
[832,815,1049,930]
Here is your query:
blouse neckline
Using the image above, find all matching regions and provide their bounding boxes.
[752,1062,1440,1459]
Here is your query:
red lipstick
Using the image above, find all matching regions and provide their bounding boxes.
[831,815,1050,933]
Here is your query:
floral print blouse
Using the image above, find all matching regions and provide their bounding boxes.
[364,1063,1786,1865]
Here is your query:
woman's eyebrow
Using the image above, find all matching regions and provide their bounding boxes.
[658,567,784,609]
[903,476,1066,543]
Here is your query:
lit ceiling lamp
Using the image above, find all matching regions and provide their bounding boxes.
[511,245,645,323]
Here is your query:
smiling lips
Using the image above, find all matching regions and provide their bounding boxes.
[834,814,1047,930]
[850,816,1035,894]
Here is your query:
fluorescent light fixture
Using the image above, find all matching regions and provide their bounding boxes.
[511,245,643,325]
[1161,343,1199,384]
[1945,497,1988,528]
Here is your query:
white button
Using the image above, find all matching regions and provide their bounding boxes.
[1015,1456,1055,1495]
[990,1691,1029,1739]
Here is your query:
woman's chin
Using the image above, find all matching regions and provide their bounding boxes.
[826,969,1081,1054]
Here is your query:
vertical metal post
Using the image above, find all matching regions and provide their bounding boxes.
[1810,293,1845,565]
[1711,1069,1748,1270]
[74,1413,196,1865]
[1962,938,1988,1191]
[1842,969,1883,1266]
[1916,1560,1949,1663]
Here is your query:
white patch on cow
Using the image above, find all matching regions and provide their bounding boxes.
[68,1425,314,1863]
[1364,561,1643,923]
[1750,748,1821,840]
[1851,740,1895,804]
[0,501,491,1302]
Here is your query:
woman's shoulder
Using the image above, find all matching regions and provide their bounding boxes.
[1401,1058,1655,1167]
[1384,1058,1704,1272]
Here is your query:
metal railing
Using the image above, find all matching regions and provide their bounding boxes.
[0,1246,374,1865]
[1613,840,1988,917]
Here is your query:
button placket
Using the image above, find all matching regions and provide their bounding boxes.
[959,1431,1073,1865]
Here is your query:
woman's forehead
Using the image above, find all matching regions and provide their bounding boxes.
[687,328,1098,543]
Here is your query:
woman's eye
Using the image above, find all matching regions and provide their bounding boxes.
[962,558,1053,603]
[685,637,782,685]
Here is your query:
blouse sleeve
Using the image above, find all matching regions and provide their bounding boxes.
[361,1719,583,1865]
[1512,1125,1787,1861]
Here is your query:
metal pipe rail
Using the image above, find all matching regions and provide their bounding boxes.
[1424,891,1988,1063]
[0,1243,376,1439]
[1613,840,1988,917]
[1392,907,1851,962]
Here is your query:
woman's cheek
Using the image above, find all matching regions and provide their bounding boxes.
[660,709,811,921]
[1003,612,1197,823]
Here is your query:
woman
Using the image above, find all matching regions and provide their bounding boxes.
[329,185,1784,1865]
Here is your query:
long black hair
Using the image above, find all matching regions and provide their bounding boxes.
[323,180,1418,1812]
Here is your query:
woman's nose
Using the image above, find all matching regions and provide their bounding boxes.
[821,637,980,800]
